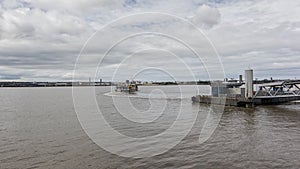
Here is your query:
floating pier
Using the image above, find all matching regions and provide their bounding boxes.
[192,69,300,107]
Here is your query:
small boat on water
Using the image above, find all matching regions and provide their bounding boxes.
[115,80,138,93]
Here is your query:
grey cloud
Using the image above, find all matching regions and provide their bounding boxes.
[191,4,221,28]
[0,74,21,80]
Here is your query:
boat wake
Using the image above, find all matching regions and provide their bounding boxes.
[103,92,187,100]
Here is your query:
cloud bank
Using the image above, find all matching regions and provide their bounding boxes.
[0,0,299,81]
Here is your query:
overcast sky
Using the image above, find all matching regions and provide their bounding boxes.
[0,0,299,82]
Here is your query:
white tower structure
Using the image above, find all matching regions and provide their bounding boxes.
[245,69,253,99]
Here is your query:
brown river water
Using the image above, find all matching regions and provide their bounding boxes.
[0,86,299,169]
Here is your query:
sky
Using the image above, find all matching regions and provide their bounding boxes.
[0,0,299,82]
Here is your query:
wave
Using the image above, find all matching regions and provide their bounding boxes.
[103,92,189,100]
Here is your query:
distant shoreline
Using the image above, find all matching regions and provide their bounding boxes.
[0,83,207,88]
[1,79,299,88]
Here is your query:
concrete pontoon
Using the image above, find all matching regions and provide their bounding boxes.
[192,69,300,107]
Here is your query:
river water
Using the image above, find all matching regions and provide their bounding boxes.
[0,86,299,169]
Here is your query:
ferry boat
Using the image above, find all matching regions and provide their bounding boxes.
[115,80,138,93]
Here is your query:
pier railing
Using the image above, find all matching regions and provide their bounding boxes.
[254,81,300,98]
